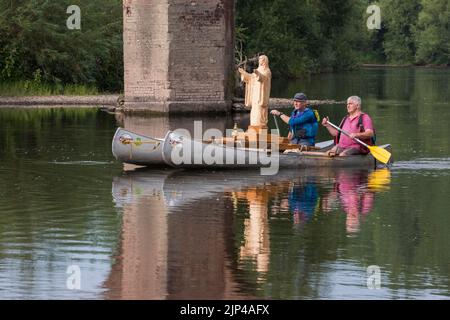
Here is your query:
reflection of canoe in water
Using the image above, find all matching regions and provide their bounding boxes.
[112,167,391,209]
[112,127,393,169]
[112,168,345,208]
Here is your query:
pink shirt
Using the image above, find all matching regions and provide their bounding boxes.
[338,113,374,152]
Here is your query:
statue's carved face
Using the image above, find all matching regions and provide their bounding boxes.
[259,57,265,67]
[258,55,269,68]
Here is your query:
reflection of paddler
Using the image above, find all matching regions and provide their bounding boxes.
[337,171,372,234]
[320,169,392,234]
[288,180,318,225]
[333,169,391,234]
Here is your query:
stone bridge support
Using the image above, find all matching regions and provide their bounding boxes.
[123,0,235,113]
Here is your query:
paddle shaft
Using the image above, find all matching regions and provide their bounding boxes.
[273,114,280,133]
[326,121,370,148]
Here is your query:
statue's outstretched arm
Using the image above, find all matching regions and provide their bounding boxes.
[239,68,251,82]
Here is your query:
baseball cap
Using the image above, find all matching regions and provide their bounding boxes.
[293,92,307,101]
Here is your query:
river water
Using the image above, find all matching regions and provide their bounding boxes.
[0,67,449,299]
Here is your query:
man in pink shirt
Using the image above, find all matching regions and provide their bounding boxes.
[321,96,375,156]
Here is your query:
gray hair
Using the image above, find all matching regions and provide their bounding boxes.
[347,96,361,108]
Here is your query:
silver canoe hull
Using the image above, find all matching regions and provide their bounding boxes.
[111,127,392,169]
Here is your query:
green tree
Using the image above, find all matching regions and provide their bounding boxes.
[236,0,370,77]
[316,0,370,70]
[0,0,123,92]
[236,0,318,77]
[415,0,450,65]
[379,0,421,64]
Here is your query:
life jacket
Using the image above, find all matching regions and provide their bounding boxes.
[334,112,376,147]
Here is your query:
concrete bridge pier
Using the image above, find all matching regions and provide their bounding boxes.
[123,0,235,113]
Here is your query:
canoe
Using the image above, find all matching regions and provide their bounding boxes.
[112,127,393,170]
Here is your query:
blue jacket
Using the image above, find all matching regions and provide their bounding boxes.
[288,107,318,145]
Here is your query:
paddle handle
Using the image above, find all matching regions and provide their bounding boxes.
[325,120,369,148]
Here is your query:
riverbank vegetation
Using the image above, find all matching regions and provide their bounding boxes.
[0,0,122,95]
[236,0,450,77]
[0,0,448,95]
[0,81,99,96]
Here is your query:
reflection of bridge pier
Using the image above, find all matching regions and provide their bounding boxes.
[104,171,243,299]
[105,175,168,299]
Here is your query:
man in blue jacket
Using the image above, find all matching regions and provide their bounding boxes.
[270,92,318,146]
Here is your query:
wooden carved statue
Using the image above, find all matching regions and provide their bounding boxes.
[238,55,272,130]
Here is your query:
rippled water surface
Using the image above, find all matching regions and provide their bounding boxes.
[1,68,449,299]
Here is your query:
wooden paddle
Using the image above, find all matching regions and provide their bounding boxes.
[325,120,392,164]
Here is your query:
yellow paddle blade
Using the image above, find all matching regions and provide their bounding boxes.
[367,145,392,164]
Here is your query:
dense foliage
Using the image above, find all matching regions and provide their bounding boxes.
[0,0,448,92]
[0,0,123,92]
[237,0,449,76]
[236,0,370,76]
